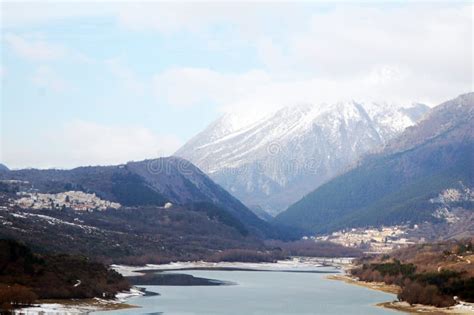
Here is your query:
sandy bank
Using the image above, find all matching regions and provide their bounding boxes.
[327,274,400,294]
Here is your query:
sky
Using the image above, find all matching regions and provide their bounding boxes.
[0,1,472,169]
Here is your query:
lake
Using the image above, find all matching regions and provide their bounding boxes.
[95,266,401,315]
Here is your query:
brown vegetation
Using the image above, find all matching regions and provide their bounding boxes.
[0,284,37,310]
[208,249,286,263]
[398,280,454,307]
[350,238,474,307]
[265,239,363,258]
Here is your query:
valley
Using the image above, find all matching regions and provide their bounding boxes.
[0,92,472,314]
[2,2,472,314]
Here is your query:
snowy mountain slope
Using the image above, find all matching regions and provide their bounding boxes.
[175,101,429,216]
[275,92,473,234]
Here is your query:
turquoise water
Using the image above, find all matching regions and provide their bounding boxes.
[95,268,400,315]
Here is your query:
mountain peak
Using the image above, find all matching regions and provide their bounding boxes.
[176,100,429,215]
[382,92,473,155]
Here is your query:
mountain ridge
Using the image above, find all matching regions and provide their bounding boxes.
[274,92,474,235]
[0,157,277,238]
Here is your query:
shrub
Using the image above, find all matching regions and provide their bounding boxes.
[0,284,37,310]
[398,281,455,307]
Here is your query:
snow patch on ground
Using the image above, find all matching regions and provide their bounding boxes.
[453,301,474,312]
[9,211,100,232]
[112,257,353,277]
[13,303,99,315]
[115,287,144,302]
[13,288,143,315]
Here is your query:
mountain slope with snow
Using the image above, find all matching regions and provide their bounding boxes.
[275,92,473,234]
[175,101,429,216]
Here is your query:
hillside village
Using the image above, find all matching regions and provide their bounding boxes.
[15,191,121,211]
[310,186,474,253]
[313,226,416,253]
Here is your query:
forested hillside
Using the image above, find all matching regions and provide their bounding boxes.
[0,157,277,238]
[0,239,130,310]
[275,93,473,234]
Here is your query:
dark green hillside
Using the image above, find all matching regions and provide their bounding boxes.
[275,93,474,234]
[0,157,279,239]
[276,141,472,233]
[110,172,168,206]
[0,203,274,264]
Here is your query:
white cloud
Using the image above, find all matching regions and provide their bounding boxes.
[150,62,468,116]
[2,121,182,169]
[152,68,271,108]
[115,2,274,35]
[31,65,69,92]
[4,33,66,61]
[4,32,95,64]
[4,3,471,102]
[105,58,145,95]
[1,2,472,170]
[281,5,472,84]
[149,4,472,110]
[0,2,113,29]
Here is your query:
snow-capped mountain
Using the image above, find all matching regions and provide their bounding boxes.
[175,101,429,216]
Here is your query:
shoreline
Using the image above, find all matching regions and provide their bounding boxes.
[328,272,474,314]
[326,274,400,295]
[111,256,351,276]
[378,301,474,315]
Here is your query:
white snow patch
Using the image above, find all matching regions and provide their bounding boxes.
[112,257,352,277]
[13,303,99,315]
[115,287,144,302]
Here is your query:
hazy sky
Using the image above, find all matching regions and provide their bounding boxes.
[1,1,472,169]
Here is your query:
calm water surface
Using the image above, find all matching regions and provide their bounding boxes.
[95,267,400,315]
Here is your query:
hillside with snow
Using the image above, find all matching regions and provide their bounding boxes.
[175,101,429,216]
[275,93,473,234]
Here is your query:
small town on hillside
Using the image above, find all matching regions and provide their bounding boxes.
[15,191,121,211]
[312,226,416,253]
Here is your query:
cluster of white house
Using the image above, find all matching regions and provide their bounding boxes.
[313,226,415,253]
[15,191,121,211]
